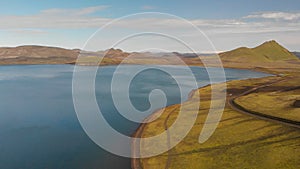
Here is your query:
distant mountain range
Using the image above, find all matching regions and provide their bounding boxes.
[0,45,80,65]
[0,40,298,67]
[292,52,300,59]
[0,45,79,59]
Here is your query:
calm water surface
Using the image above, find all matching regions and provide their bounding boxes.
[0,65,270,169]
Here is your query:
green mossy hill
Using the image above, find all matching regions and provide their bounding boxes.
[220,40,299,62]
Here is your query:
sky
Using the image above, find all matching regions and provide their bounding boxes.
[0,0,300,52]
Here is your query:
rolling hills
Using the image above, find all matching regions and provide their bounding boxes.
[0,45,80,65]
[0,40,299,70]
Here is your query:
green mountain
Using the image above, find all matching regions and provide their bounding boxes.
[220,40,298,62]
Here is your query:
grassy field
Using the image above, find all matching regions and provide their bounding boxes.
[235,76,300,122]
[136,76,300,169]
[132,41,300,168]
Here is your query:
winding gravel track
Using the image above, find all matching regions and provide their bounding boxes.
[228,78,300,129]
[132,77,300,169]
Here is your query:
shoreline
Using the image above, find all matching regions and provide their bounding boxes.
[0,62,278,76]
[130,67,281,169]
[131,87,200,169]
[0,62,276,168]
[1,62,295,168]
[131,109,162,169]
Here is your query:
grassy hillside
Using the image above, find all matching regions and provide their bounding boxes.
[220,40,299,63]
[234,76,300,122]
[133,40,300,169]
[136,76,300,169]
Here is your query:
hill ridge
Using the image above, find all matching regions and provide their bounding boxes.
[220,40,298,62]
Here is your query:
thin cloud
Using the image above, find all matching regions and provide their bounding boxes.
[41,5,110,16]
[9,29,48,34]
[0,8,299,35]
[141,5,156,10]
[245,11,300,21]
[0,6,111,29]
[1,7,300,51]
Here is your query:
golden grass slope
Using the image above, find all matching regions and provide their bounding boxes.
[137,76,300,169]
[220,40,299,63]
[234,75,300,122]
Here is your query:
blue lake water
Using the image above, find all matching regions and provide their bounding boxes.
[0,65,270,169]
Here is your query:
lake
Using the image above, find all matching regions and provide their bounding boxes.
[0,65,270,169]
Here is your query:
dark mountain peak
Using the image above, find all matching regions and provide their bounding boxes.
[262,40,279,45]
[103,48,129,58]
[106,48,123,53]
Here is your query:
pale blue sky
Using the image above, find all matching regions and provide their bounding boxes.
[0,0,300,52]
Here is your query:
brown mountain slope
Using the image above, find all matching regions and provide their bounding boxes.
[0,40,298,67]
[0,45,79,59]
[0,45,80,65]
